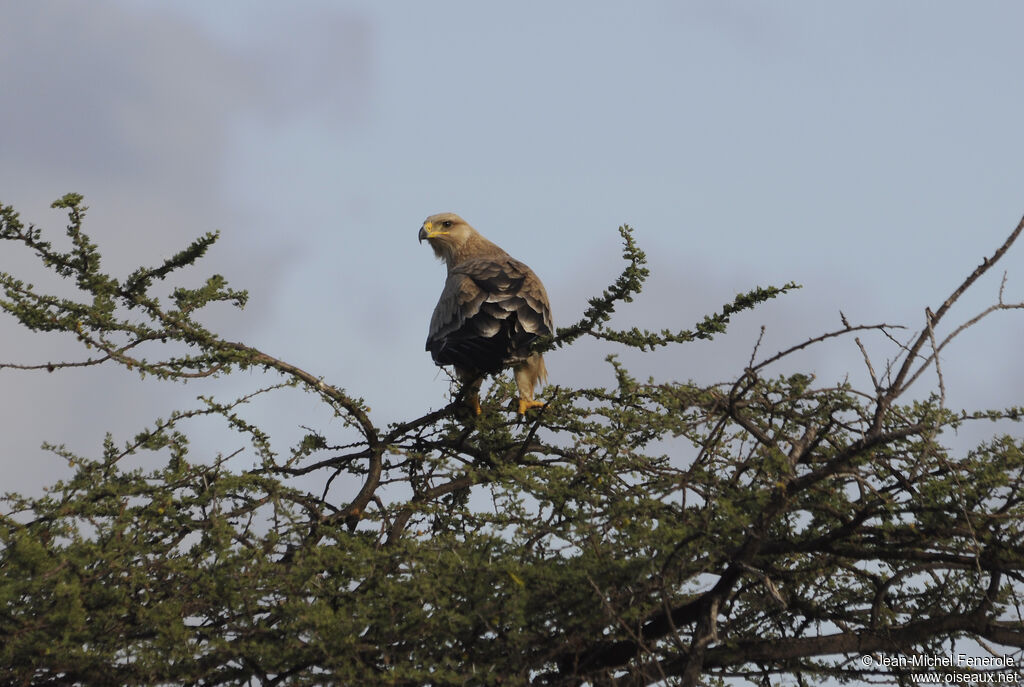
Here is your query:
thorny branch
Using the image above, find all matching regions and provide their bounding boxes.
[3,197,1024,687]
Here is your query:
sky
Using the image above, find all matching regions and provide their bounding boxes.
[2,1,1023,497]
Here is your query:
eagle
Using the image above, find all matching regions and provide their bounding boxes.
[419,212,553,415]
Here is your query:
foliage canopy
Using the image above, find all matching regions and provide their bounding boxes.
[2,195,1023,686]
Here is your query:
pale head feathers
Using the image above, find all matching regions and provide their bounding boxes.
[418,212,506,269]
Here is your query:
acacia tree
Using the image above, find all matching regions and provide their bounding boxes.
[1,194,1023,686]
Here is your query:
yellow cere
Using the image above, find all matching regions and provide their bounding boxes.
[422,220,449,239]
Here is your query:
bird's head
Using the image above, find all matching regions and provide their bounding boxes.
[418,212,475,266]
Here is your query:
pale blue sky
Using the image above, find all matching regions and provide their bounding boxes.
[2,2,1023,494]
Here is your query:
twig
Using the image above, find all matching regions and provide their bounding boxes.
[924,307,946,408]
[747,325,766,370]
[754,322,903,371]
[853,337,880,393]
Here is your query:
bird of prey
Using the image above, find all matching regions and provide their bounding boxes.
[419,212,553,415]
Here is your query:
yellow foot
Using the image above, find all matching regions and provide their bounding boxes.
[472,398,482,415]
[517,398,545,415]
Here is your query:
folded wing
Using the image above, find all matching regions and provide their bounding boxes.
[426,256,553,374]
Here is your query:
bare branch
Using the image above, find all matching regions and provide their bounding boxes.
[881,214,1024,422]
[754,322,904,372]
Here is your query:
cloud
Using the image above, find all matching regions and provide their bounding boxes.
[0,2,373,496]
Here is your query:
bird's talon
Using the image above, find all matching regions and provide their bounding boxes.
[517,398,545,415]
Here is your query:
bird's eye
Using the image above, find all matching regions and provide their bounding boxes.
[442,220,453,228]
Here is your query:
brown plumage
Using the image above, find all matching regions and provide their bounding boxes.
[418,212,553,414]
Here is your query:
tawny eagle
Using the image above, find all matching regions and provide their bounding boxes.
[419,212,553,414]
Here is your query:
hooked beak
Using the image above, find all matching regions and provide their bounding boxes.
[419,220,443,243]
